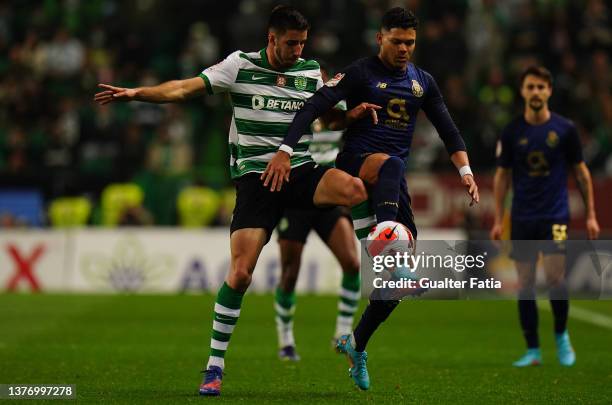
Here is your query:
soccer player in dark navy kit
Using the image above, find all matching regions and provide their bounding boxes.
[262,8,480,390]
[491,66,600,367]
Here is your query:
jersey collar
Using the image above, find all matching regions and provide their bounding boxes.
[373,56,409,79]
[259,48,272,69]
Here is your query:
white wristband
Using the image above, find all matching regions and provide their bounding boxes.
[278,144,293,156]
[459,165,473,177]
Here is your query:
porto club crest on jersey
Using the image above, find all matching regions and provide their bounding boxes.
[546,131,559,148]
[411,79,423,97]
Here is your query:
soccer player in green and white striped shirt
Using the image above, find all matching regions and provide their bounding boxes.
[94,5,374,397]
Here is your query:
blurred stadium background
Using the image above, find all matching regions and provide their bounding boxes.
[0,1,611,402]
[1,0,611,228]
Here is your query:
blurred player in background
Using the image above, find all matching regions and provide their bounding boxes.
[262,7,479,390]
[491,66,600,367]
[94,5,376,397]
[274,66,360,362]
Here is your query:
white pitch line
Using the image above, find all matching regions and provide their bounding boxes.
[569,306,612,330]
[540,304,612,330]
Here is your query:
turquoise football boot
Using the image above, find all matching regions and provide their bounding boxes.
[512,348,542,367]
[336,334,370,390]
[555,331,576,366]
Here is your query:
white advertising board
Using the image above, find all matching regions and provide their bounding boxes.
[0,228,465,293]
[0,231,68,292]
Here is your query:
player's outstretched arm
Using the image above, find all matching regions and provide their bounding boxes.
[491,167,511,240]
[573,162,600,240]
[421,74,478,206]
[94,77,205,105]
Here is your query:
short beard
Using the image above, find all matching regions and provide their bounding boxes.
[529,100,543,111]
[274,49,292,69]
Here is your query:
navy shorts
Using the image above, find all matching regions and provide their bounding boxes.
[510,219,568,262]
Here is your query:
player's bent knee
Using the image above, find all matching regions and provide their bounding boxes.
[546,276,565,289]
[348,177,368,206]
[383,156,406,176]
[228,271,252,292]
[228,260,254,292]
[359,153,390,184]
[320,173,366,207]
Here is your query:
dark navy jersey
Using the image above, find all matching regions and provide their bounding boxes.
[282,56,465,160]
[497,112,583,221]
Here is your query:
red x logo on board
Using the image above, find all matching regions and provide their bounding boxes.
[5,244,45,292]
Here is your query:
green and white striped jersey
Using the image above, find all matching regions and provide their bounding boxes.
[199,49,323,179]
[309,124,343,167]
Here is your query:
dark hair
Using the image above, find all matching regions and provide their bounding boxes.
[268,5,309,34]
[520,66,553,87]
[381,7,418,31]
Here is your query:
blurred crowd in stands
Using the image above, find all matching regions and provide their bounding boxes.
[0,0,610,227]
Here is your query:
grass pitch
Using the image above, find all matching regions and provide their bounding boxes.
[1,294,611,404]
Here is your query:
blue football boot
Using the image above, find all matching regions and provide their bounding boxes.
[199,366,223,396]
[556,331,576,366]
[512,348,542,367]
[278,345,301,362]
[336,334,370,390]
